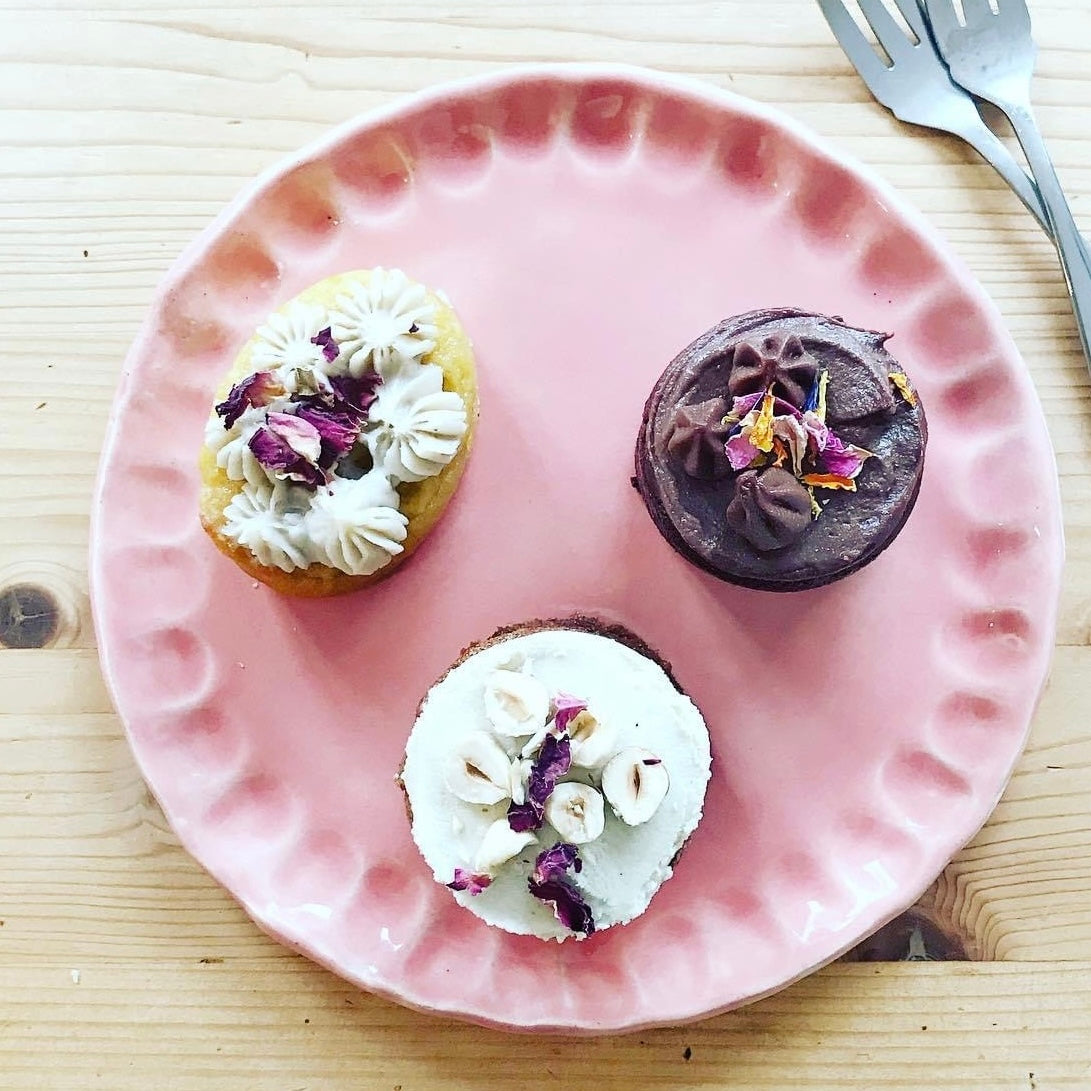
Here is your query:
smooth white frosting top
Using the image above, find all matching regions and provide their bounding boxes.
[400,628,712,941]
[206,270,468,578]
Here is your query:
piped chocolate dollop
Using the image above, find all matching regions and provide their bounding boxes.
[725,467,812,552]
[727,334,818,408]
[665,397,733,479]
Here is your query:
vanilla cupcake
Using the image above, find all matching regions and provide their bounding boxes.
[398,618,712,941]
[199,268,478,595]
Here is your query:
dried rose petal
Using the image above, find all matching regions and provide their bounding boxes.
[248,417,325,488]
[771,413,808,475]
[506,734,572,832]
[528,877,596,936]
[527,843,594,936]
[552,693,587,736]
[215,370,281,428]
[506,802,541,833]
[890,371,918,407]
[310,326,339,364]
[725,432,761,471]
[803,372,821,413]
[293,399,361,468]
[266,412,321,461]
[329,373,382,417]
[531,842,582,884]
[802,411,829,456]
[727,391,765,421]
[446,869,491,896]
[802,471,857,491]
[748,392,776,453]
[816,431,870,479]
[529,733,571,805]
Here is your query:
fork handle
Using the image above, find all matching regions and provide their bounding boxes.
[997,100,1091,367]
[951,114,1091,273]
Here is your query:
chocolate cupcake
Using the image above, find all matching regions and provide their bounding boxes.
[634,309,927,591]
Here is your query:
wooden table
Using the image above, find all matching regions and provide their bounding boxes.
[3,1,1090,1087]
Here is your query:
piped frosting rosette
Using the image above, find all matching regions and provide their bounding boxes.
[200,269,475,588]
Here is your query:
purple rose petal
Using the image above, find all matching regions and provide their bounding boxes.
[728,391,765,420]
[527,843,594,937]
[816,431,869,479]
[446,869,491,896]
[329,373,382,418]
[528,878,596,936]
[725,432,761,471]
[266,412,321,461]
[528,733,571,806]
[506,801,541,833]
[552,693,587,736]
[310,326,339,364]
[215,371,281,428]
[531,842,582,884]
[293,400,361,468]
[506,734,572,832]
[248,416,326,489]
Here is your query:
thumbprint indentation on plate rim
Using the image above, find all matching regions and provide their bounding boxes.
[201,231,281,313]
[268,827,365,915]
[204,770,301,851]
[489,77,573,152]
[412,100,494,189]
[115,624,217,714]
[140,703,249,786]
[881,747,974,829]
[569,79,648,158]
[330,127,416,212]
[246,162,344,249]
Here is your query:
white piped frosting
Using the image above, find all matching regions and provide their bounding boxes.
[329,267,438,377]
[251,299,332,379]
[203,269,468,578]
[204,409,272,488]
[303,471,408,577]
[369,362,469,483]
[220,481,310,573]
[400,628,712,941]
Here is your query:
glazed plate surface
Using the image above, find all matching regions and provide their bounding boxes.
[91,65,1064,1033]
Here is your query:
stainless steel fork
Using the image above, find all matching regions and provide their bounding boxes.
[817,0,1089,255]
[923,0,1091,365]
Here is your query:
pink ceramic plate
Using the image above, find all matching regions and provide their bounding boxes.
[91,65,1063,1033]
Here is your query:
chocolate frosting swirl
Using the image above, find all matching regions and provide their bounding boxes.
[727,334,818,408]
[725,467,812,552]
[665,397,732,479]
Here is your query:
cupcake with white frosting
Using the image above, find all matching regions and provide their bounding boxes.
[199,268,477,596]
[398,618,712,941]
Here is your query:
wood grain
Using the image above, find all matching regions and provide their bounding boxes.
[2,0,1090,1086]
